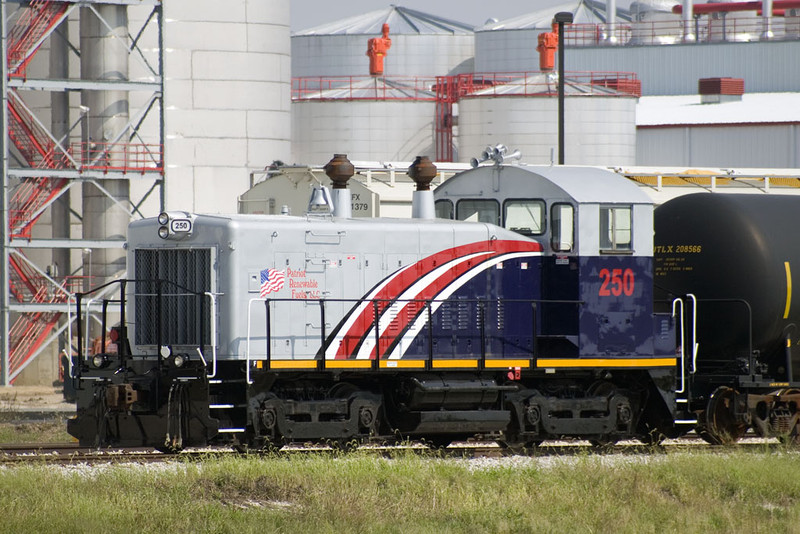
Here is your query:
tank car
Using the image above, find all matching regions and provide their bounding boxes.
[655,193,800,444]
[67,157,681,451]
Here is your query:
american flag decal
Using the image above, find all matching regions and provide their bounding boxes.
[260,268,285,297]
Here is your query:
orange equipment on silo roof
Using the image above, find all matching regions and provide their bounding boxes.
[367,23,392,75]
[536,22,559,72]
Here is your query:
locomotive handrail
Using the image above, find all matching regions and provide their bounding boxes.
[246,296,585,377]
[203,291,218,378]
[672,298,686,394]
[73,278,214,378]
[687,293,698,374]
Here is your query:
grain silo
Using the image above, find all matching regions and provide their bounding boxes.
[457,73,639,166]
[292,5,475,78]
[292,77,437,164]
[163,0,291,214]
[475,0,630,73]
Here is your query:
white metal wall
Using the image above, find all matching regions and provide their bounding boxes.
[637,124,800,168]
[458,96,637,166]
[292,100,435,165]
[163,0,291,214]
[292,34,474,77]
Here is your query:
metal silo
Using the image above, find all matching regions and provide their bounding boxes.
[292,6,474,78]
[162,0,291,214]
[457,73,639,166]
[292,77,436,164]
[629,0,683,44]
[475,0,631,73]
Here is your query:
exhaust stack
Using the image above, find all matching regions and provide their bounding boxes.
[408,156,437,219]
[324,154,355,218]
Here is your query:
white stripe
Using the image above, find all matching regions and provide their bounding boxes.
[355,252,493,359]
[323,261,417,359]
[388,252,541,360]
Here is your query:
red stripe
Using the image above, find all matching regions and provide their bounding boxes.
[334,239,540,359]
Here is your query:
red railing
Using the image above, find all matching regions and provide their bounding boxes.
[7,0,70,77]
[293,76,439,101]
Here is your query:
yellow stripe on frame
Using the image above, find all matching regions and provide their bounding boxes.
[379,360,427,369]
[536,357,677,369]
[484,359,531,369]
[325,360,373,369]
[784,261,792,319]
[431,359,479,369]
[268,360,318,370]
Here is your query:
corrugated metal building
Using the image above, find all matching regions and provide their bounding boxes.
[637,92,800,167]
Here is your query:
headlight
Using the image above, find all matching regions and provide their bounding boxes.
[157,212,170,225]
[172,354,187,368]
[158,226,169,239]
[92,354,108,369]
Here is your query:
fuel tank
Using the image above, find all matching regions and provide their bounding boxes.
[654,193,800,369]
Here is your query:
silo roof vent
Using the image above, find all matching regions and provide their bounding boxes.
[699,77,744,104]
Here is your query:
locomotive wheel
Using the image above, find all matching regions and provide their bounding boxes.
[700,386,747,445]
[587,380,619,448]
[775,388,800,445]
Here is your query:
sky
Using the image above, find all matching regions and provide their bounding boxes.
[289,1,565,32]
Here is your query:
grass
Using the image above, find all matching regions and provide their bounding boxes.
[0,418,73,443]
[0,449,798,533]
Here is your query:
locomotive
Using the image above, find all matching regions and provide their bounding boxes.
[66,155,800,450]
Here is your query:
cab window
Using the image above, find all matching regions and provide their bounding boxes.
[456,199,500,225]
[551,203,574,252]
[599,205,632,251]
[504,199,545,236]
[435,199,453,220]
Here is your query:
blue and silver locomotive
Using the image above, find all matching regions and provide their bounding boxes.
[67,155,800,450]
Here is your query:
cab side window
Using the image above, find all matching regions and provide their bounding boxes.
[599,205,632,251]
[551,203,574,252]
[504,199,545,236]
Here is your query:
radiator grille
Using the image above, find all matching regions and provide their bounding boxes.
[134,248,212,347]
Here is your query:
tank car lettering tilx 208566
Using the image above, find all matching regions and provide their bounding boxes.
[65,159,800,451]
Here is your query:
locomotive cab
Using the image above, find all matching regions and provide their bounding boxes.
[435,164,670,360]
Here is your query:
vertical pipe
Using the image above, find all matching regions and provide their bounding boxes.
[80,4,130,296]
[0,0,9,385]
[555,13,573,165]
[761,0,774,40]
[605,0,617,44]
[558,26,565,165]
[682,0,696,42]
[51,11,70,366]
[157,5,165,213]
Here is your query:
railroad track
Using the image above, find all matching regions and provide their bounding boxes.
[0,434,788,465]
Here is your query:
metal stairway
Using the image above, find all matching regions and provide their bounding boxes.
[7,0,70,78]
[4,1,73,382]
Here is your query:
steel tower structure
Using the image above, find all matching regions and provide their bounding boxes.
[1,0,164,385]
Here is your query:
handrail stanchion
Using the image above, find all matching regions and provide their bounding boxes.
[687,293,698,374]
[204,292,217,378]
[672,298,686,394]
[245,297,262,385]
[373,300,381,362]
[266,299,272,368]
[426,299,434,370]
